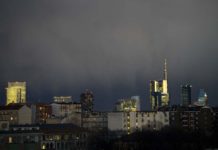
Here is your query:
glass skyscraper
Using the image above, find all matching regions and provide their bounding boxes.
[198,89,208,106]
[181,84,192,106]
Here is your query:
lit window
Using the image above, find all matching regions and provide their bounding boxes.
[9,137,12,143]
[42,144,46,150]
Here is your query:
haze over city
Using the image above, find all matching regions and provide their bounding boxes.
[0,0,218,110]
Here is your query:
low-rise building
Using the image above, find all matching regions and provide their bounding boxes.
[31,103,52,124]
[0,104,32,125]
[51,102,81,118]
[47,102,82,126]
[108,111,169,134]
[82,112,108,130]
[0,124,89,150]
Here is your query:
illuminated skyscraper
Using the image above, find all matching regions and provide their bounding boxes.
[6,82,26,105]
[197,89,208,106]
[150,59,169,110]
[181,84,192,106]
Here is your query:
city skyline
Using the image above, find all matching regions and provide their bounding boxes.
[0,59,216,111]
[0,62,215,111]
[0,0,218,110]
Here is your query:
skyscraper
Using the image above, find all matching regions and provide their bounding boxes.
[181,84,192,106]
[80,89,94,113]
[150,59,169,110]
[198,89,208,106]
[6,82,26,105]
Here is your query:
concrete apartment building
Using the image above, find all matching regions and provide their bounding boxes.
[108,111,169,134]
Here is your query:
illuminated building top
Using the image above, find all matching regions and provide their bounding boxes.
[115,96,140,112]
[150,59,169,110]
[6,82,26,105]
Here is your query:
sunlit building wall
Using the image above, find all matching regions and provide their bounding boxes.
[6,82,26,105]
[150,80,169,110]
[115,96,140,112]
[150,60,169,110]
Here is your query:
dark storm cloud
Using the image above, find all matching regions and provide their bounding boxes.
[0,0,218,110]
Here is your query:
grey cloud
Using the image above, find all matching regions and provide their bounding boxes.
[0,0,218,110]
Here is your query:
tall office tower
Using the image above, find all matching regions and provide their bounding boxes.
[6,82,26,105]
[181,84,192,106]
[198,89,208,106]
[80,89,94,113]
[150,59,169,110]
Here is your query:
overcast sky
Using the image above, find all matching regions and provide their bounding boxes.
[0,0,218,110]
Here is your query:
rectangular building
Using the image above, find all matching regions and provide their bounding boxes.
[115,96,140,112]
[31,104,52,124]
[0,104,32,125]
[181,84,192,106]
[6,82,26,105]
[150,80,169,110]
[108,111,169,134]
[82,112,108,130]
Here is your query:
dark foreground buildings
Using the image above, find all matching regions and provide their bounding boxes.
[0,124,89,150]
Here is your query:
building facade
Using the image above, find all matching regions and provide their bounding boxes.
[150,60,169,110]
[108,111,169,134]
[181,84,192,106]
[0,104,32,125]
[82,112,108,130]
[0,124,89,150]
[53,96,72,103]
[31,104,52,124]
[48,102,81,126]
[6,82,26,105]
[80,89,94,113]
[51,102,81,118]
[115,96,140,112]
[170,105,214,132]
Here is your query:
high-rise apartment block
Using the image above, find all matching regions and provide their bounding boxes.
[6,82,26,105]
[150,60,169,110]
[181,84,192,106]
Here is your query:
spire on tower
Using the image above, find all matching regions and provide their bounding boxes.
[164,59,167,80]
